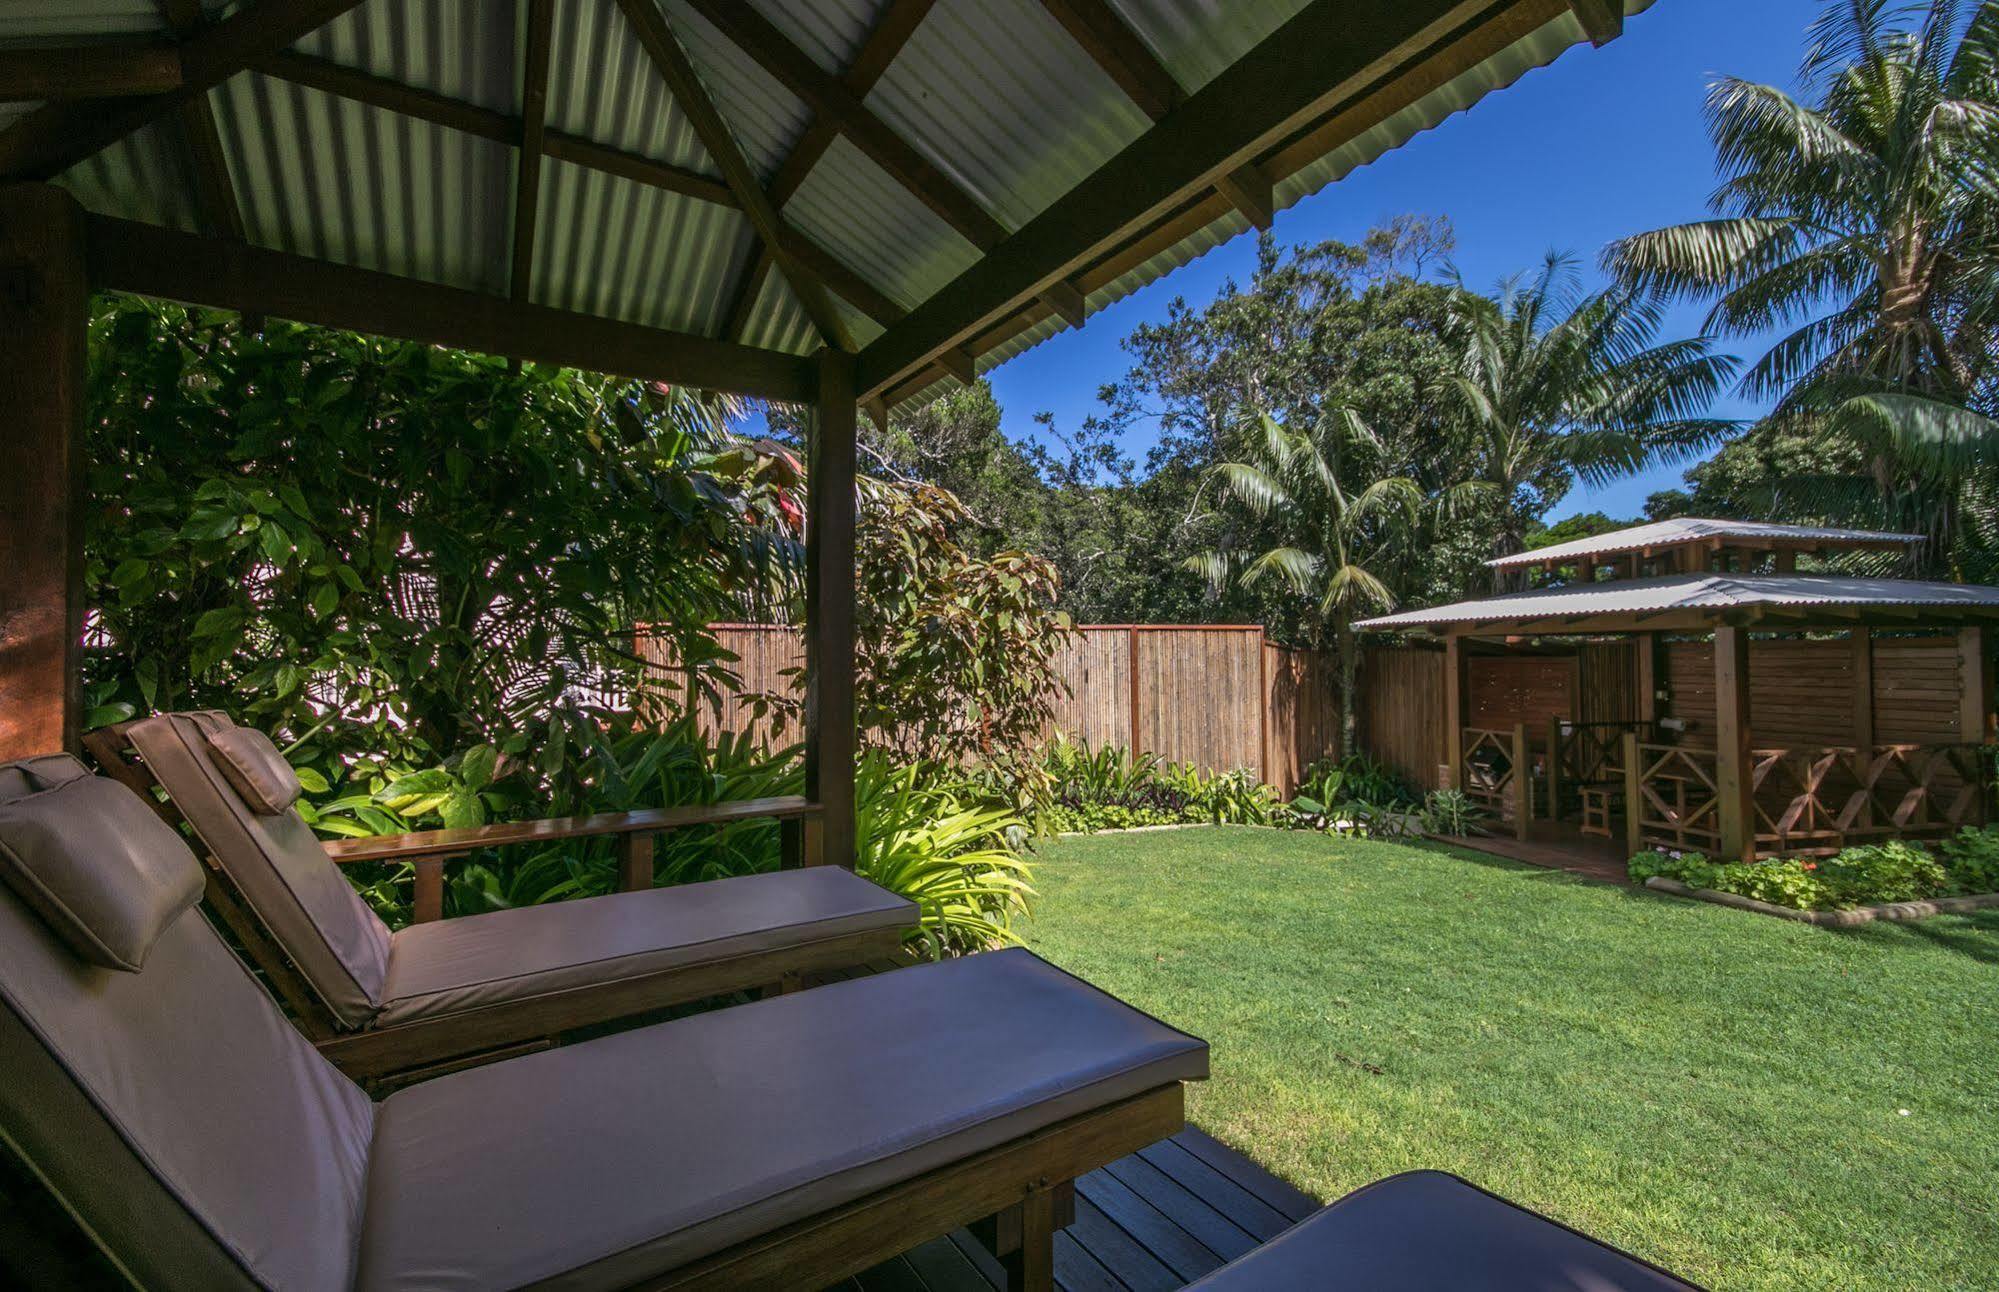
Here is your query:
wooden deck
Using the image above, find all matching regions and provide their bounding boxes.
[812,961,1318,1292]
[1428,821,1631,886]
[834,1126,1317,1292]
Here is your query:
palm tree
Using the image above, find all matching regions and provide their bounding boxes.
[1608,0,1999,574]
[1189,409,1475,755]
[1448,256,1739,573]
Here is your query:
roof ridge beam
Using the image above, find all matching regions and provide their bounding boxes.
[613,0,854,351]
[510,0,556,301]
[682,0,1006,251]
[0,0,370,180]
[0,43,183,102]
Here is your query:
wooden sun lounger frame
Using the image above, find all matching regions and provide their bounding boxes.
[82,722,912,1083]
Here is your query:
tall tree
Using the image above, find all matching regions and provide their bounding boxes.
[1609,0,1999,574]
[1447,256,1738,573]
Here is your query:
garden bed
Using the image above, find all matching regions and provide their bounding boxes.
[1642,876,1999,926]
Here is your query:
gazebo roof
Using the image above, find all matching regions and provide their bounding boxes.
[1489,518,1921,572]
[0,0,1644,408]
[1356,572,1999,634]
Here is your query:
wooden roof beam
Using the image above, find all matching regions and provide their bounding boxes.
[0,0,369,179]
[856,0,1497,399]
[721,0,936,343]
[155,1,248,249]
[0,43,183,101]
[1566,0,1625,47]
[611,0,854,352]
[85,215,816,403]
[683,0,1006,251]
[509,0,556,302]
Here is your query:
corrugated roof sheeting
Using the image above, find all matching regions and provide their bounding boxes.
[749,0,874,81]
[0,2,168,41]
[736,272,821,357]
[302,0,519,113]
[784,134,978,313]
[1112,0,1304,97]
[549,0,710,170]
[1357,574,1999,630]
[533,156,751,330]
[1489,518,1923,569]
[662,0,812,179]
[866,0,1149,232]
[214,71,512,294]
[59,118,201,234]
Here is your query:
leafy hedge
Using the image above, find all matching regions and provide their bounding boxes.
[1630,829,1999,912]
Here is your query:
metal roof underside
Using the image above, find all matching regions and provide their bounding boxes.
[1492,517,1924,569]
[6,0,1652,406]
[1357,573,1999,631]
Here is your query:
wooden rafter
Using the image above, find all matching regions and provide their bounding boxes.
[0,0,369,180]
[510,0,556,301]
[85,215,816,403]
[683,0,1005,251]
[0,44,182,102]
[611,0,854,352]
[1039,0,1276,232]
[720,0,936,344]
[865,0,1573,404]
[1566,0,1625,47]
[155,1,246,248]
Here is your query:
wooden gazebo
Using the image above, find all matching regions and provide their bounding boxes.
[1359,520,1999,863]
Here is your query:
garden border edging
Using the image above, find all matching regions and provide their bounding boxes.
[1644,876,1999,926]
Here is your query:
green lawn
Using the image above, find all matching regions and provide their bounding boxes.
[1020,827,1999,1292]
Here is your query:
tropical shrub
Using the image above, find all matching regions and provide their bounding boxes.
[1938,825,1999,894]
[1039,739,1279,833]
[1816,842,1948,907]
[1419,788,1486,837]
[854,753,1034,956]
[1629,839,1953,912]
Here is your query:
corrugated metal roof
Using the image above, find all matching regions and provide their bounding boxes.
[14,0,1655,393]
[1356,573,1999,630]
[1492,518,1924,570]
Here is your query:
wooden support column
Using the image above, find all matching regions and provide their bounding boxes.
[1546,715,1563,820]
[1714,625,1755,862]
[804,349,859,869]
[1635,632,1659,727]
[1622,731,1643,857]
[1512,722,1531,842]
[1442,635,1468,791]
[1959,626,1992,743]
[615,832,654,892]
[0,184,87,761]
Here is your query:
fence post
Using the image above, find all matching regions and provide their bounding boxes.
[1126,626,1140,755]
[1512,722,1531,842]
[1622,731,1643,858]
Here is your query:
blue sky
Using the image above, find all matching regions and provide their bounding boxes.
[983,0,1823,521]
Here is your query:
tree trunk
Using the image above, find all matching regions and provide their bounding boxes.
[1336,616,1357,761]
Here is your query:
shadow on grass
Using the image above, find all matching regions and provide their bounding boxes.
[1829,905,1999,966]
[1397,836,1626,888]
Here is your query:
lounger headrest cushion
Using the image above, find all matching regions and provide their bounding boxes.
[0,766,205,972]
[203,725,304,815]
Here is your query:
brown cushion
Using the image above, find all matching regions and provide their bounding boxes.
[0,758,374,1292]
[202,724,304,815]
[1182,1170,1700,1291]
[356,948,1209,1290]
[0,766,205,972]
[126,712,391,1028]
[375,865,917,1026]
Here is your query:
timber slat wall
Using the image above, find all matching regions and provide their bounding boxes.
[639,624,1339,793]
[1354,644,1446,789]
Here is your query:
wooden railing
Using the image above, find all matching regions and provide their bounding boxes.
[1461,725,1533,841]
[1750,744,1991,855]
[1626,741,1722,855]
[1545,720,1647,819]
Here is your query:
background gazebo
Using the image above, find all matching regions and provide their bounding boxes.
[1359,519,1999,863]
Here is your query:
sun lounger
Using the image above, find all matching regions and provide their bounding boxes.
[87,713,918,1080]
[0,754,1207,1290]
[1185,1169,1701,1290]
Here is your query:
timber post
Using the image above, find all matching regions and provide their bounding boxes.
[1546,715,1563,820]
[0,183,88,761]
[1512,721,1530,843]
[1442,634,1468,791]
[1622,731,1643,858]
[1714,625,1755,862]
[1959,626,1992,744]
[804,348,859,868]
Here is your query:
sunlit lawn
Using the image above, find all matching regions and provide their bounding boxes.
[1021,826,1999,1292]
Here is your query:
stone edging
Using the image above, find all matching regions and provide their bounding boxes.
[1644,876,1999,926]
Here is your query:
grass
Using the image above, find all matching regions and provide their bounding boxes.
[1019,826,1999,1292]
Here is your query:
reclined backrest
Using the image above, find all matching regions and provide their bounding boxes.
[126,712,391,1027]
[0,755,374,1291]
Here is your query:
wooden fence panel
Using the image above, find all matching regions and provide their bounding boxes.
[1133,627,1265,777]
[1355,643,1445,789]
[1663,634,1964,747]
[1264,644,1340,796]
[1874,636,1962,743]
[1047,628,1132,751]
